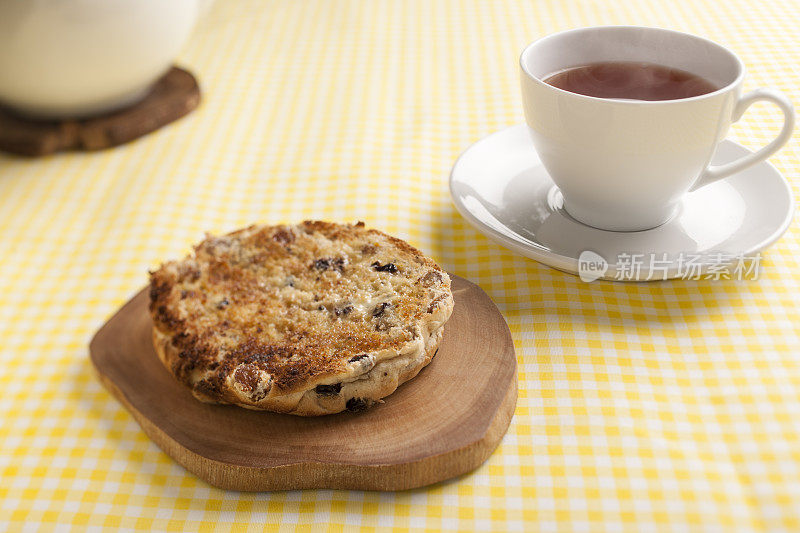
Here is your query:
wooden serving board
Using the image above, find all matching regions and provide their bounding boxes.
[89,275,517,491]
[0,67,200,157]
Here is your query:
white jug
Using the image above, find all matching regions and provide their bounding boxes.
[0,0,213,118]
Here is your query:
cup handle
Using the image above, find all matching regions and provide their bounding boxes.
[690,88,795,191]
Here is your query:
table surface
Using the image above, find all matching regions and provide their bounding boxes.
[1,0,799,531]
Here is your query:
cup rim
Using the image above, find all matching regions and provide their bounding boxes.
[519,25,746,105]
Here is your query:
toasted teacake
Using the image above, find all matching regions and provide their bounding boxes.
[148,221,454,415]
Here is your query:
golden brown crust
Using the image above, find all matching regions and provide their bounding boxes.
[148,221,454,414]
[153,320,444,416]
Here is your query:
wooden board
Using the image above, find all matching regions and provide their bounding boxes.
[0,67,200,157]
[89,275,517,491]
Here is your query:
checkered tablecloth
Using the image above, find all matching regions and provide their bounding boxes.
[1,0,799,530]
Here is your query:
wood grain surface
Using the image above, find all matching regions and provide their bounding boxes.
[0,67,200,157]
[89,275,517,491]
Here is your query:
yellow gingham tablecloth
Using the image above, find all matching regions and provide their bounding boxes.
[1,0,799,530]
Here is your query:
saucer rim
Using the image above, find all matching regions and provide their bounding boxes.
[449,123,795,281]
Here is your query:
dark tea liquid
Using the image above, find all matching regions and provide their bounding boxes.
[543,61,719,101]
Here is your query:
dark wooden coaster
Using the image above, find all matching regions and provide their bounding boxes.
[0,67,200,157]
[89,275,518,491]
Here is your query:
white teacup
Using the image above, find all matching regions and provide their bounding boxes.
[520,26,794,231]
[0,0,212,119]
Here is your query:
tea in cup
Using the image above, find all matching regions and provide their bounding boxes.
[520,26,794,231]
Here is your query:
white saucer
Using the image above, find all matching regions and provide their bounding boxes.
[449,124,794,281]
